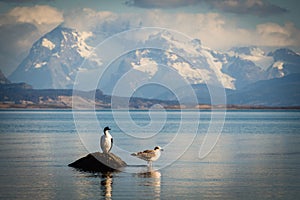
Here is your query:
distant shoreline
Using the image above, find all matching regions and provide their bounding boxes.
[1,103,299,110]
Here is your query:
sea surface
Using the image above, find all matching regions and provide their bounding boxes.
[0,110,299,199]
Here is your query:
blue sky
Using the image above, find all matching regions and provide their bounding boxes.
[0,0,300,75]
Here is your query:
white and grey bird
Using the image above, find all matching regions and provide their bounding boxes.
[100,126,113,153]
[131,146,164,166]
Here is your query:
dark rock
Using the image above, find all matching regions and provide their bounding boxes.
[68,152,127,173]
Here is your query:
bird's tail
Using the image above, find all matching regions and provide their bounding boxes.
[131,153,137,156]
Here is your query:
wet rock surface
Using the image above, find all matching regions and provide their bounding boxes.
[68,152,127,173]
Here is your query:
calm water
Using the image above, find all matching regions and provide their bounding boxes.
[0,110,299,199]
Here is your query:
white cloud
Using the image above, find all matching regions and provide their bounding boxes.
[63,8,118,32]
[255,22,300,46]
[134,11,243,49]
[210,0,288,16]
[62,9,300,50]
[136,10,300,49]
[0,5,64,75]
[126,0,288,16]
[126,0,199,9]
[1,6,300,76]
[41,38,55,50]
[8,5,63,26]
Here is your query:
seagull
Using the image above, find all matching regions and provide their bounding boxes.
[131,146,164,166]
[100,126,113,153]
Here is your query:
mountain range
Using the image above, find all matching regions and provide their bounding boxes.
[5,26,300,106]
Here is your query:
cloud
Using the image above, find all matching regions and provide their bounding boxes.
[8,5,63,27]
[63,9,300,50]
[255,22,300,46]
[0,23,37,52]
[1,6,298,76]
[63,8,118,32]
[126,0,288,16]
[0,23,39,75]
[209,0,288,16]
[125,0,201,9]
[0,5,63,76]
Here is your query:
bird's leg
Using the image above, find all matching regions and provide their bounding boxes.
[147,164,154,172]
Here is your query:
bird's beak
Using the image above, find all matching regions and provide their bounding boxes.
[161,149,164,151]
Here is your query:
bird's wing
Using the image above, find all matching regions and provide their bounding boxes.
[142,149,154,154]
[109,137,113,152]
[100,135,104,145]
[137,150,155,159]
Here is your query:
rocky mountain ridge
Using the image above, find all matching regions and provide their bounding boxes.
[4,26,300,106]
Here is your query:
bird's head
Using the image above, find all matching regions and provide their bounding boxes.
[154,146,163,151]
[103,126,111,134]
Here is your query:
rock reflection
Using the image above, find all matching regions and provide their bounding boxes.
[136,166,161,199]
[100,172,113,199]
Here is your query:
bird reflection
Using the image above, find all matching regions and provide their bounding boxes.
[136,166,161,199]
[100,172,113,199]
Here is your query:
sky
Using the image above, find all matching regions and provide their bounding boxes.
[0,0,300,76]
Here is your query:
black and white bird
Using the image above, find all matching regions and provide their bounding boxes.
[100,126,113,153]
[131,146,163,166]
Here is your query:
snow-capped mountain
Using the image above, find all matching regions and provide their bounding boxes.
[9,27,238,90]
[225,46,300,79]
[210,47,268,89]
[101,31,235,94]
[7,25,300,105]
[9,26,94,89]
[266,48,300,78]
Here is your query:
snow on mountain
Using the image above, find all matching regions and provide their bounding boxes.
[34,61,47,69]
[228,46,273,70]
[42,38,56,50]
[201,47,235,89]
[145,31,235,89]
[266,48,300,78]
[271,61,285,77]
[209,47,267,89]
[97,31,237,97]
[227,47,300,80]
[131,56,158,76]
[72,31,93,58]
[8,25,300,105]
[9,26,94,89]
